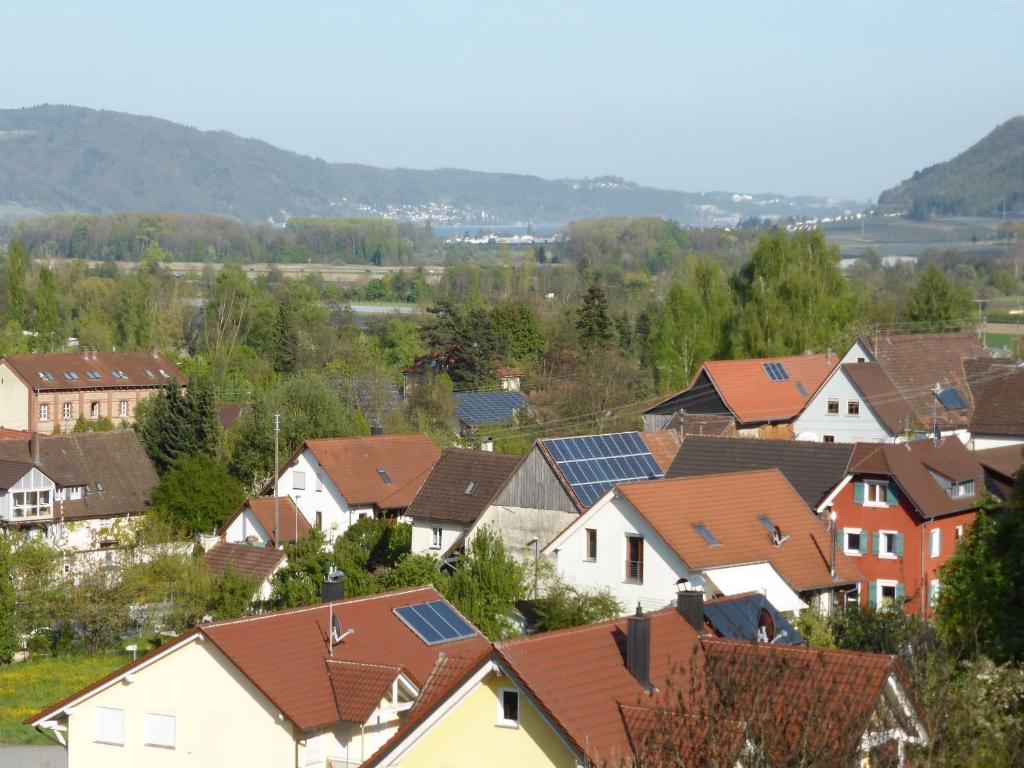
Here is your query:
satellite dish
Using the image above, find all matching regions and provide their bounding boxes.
[757,607,776,643]
[331,614,342,644]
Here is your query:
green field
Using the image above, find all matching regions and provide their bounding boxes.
[985,332,1015,352]
[0,655,129,744]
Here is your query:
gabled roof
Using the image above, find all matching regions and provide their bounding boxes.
[843,362,916,435]
[970,365,1024,437]
[663,411,736,437]
[453,390,527,426]
[849,439,985,517]
[616,470,862,591]
[647,353,838,425]
[974,444,1023,502]
[667,435,857,509]
[405,448,521,524]
[0,431,157,520]
[640,431,681,472]
[0,459,37,490]
[327,660,405,723]
[218,496,309,546]
[280,434,440,511]
[1,350,186,391]
[215,403,247,430]
[203,541,286,584]
[0,428,29,440]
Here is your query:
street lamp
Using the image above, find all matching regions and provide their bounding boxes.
[525,537,539,599]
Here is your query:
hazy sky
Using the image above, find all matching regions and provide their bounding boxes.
[3,1,1022,200]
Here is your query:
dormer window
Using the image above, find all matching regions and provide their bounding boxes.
[949,480,975,498]
[377,469,394,485]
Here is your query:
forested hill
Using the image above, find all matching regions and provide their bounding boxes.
[0,105,852,226]
[878,116,1024,218]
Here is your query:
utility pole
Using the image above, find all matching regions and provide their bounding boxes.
[274,413,281,550]
[973,299,988,343]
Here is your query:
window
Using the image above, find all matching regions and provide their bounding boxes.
[39,403,50,422]
[844,583,860,609]
[85,370,102,380]
[431,526,442,549]
[929,528,942,558]
[954,524,965,542]
[143,368,155,379]
[585,528,597,561]
[948,480,975,498]
[857,357,866,363]
[823,435,835,443]
[497,688,520,727]
[827,399,840,415]
[316,473,323,492]
[38,371,54,382]
[878,581,899,607]
[693,523,719,546]
[464,480,478,496]
[144,713,175,749]
[62,402,73,420]
[843,528,865,556]
[118,400,128,418]
[94,706,124,745]
[292,471,306,491]
[315,511,323,531]
[863,481,889,507]
[625,535,644,583]
[158,369,170,378]
[13,490,51,518]
[63,371,79,381]
[847,400,860,416]
[377,468,393,485]
[875,530,902,558]
[928,579,941,608]
[90,401,100,419]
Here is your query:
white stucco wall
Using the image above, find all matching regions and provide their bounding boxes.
[410,519,466,556]
[276,449,374,543]
[0,361,29,431]
[793,366,894,443]
[223,507,271,545]
[970,434,1024,450]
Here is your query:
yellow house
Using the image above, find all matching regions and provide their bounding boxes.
[27,586,489,768]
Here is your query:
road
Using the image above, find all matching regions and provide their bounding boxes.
[0,746,66,768]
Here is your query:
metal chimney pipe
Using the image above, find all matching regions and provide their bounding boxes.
[30,432,40,466]
[625,603,652,691]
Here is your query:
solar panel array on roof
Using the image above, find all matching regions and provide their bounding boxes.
[543,431,663,507]
[762,362,790,381]
[937,387,967,411]
[454,391,527,426]
[703,594,802,645]
[393,600,476,645]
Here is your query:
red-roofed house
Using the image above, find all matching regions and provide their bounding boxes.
[219,496,310,548]
[643,352,839,438]
[27,586,489,768]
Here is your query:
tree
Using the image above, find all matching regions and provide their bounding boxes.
[150,453,246,536]
[272,301,298,375]
[0,538,18,663]
[6,240,28,326]
[491,303,545,366]
[904,264,975,331]
[32,267,62,351]
[270,530,333,609]
[420,301,498,386]
[533,580,620,632]
[575,285,614,350]
[405,373,456,438]
[445,527,525,640]
[135,381,220,474]
[72,415,115,432]
[208,568,259,619]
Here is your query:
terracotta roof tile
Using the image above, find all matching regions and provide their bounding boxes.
[617,470,862,590]
[2,350,186,391]
[639,431,681,472]
[702,353,838,424]
[203,541,285,583]
[327,660,404,723]
[0,428,30,439]
[219,496,309,546]
[405,448,520,524]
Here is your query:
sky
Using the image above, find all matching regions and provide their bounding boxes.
[2,1,1022,201]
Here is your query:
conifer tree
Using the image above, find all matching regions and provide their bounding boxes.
[6,240,28,327]
[575,285,614,350]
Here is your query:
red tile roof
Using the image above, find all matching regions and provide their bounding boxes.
[617,470,862,591]
[289,434,441,511]
[327,660,404,723]
[2,350,186,391]
[970,365,1024,437]
[0,428,29,440]
[219,496,309,546]
[843,362,916,435]
[639,431,681,472]
[203,541,285,584]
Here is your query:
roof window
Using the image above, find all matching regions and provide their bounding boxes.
[762,362,790,381]
[96,482,104,492]
[85,370,102,380]
[936,387,967,411]
[111,370,128,380]
[158,369,170,378]
[143,369,156,379]
[38,371,54,382]
[756,515,776,534]
[464,480,478,496]
[377,468,394,485]
[693,523,720,546]
[63,371,80,381]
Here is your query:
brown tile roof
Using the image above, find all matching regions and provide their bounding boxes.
[290,434,441,511]
[405,653,485,720]
[850,439,985,518]
[843,362,916,435]
[970,365,1024,437]
[974,444,1024,480]
[617,470,862,591]
[0,431,157,520]
[219,496,309,546]
[405,448,520,524]
[216,403,247,430]
[200,586,487,730]
[327,660,404,723]
[203,541,285,583]
[639,431,681,472]
[0,459,38,490]
[0,428,29,440]
[2,350,186,391]
[863,333,988,430]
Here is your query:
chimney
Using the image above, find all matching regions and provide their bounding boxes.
[480,436,494,452]
[30,432,40,466]
[675,583,704,632]
[81,347,90,360]
[625,603,652,691]
[322,568,345,603]
[826,347,833,364]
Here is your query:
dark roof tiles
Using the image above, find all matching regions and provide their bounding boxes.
[405,448,520,524]
[2,351,186,391]
[203,542,285,583]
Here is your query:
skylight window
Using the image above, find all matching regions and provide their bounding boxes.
[63,371,80,381]
[756,516,776,534]
[111,370,128,380]
[377,468,394,485]
[85,370,102,380]
[693,523,720,546]
[38,371,54,382]
[762,362,790,381]
[464,480,478,496]
[158,369,170,378]
[936,387,967,411]
[143,369,156,379]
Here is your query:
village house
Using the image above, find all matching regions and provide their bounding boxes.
[202,541,288,603]
[793,333,989,444]
[816,438,986,617]
[362,597,927,768]
[266,433,440,543]
[643,352,838,438]
[27,585,489,768]
[967,362,1024,449]
[0,431,158,569]
[451,390,528,437]
[219,496,310,548]
[0,349,186,434]
[975,444,1024,504]
[544,469,862,616]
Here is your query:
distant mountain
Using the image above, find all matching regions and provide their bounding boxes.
[878,117,1024,217]
[0,105,854,226]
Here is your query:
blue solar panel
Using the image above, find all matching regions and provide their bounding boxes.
[541,432,665,509]
[762,362,791,382]
[937,387,967,411]
[703,594,802,645]
[394,600,476,645]
[454,391,527,426]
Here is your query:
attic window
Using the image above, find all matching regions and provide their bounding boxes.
[464,481,478,496]
[756,516,776,534]
[693,523,720,546]
[143,369,156,379]
[158,369,170,378]
[111,370,128,380]
[948,480,975,499]
[96,482,104,492]
[377,469,394,485]
[38,371,54,382]
[63,371,80,381]
[85,370,102,380]
[762,362,790,381]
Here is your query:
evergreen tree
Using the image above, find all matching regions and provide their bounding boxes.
[272,301,298,374]
[536,245,547,264]
[575,285,614,350]
[6,240,28,327]
[445,527,525,640]
[150,453,246,536]
[32,267,62,351]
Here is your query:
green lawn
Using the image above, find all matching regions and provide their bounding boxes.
[985,332,1014,351]
[0,654,129,744]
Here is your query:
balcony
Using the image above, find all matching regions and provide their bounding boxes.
[624,559,644,584]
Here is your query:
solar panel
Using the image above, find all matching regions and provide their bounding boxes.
[762,362,791,381]
[703,594,802,645]
[541,431,665,509]
[394,600,476,645]
[454,391,527,426]
[693,523,720,546]
[937,387,966,411]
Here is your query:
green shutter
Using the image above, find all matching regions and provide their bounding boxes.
[927,581,935,606]
[896,583,906,602]
[858,531,867,554]
[886,481,898,506]
[894,533,904,558]
[871,531,880,555]
[868,581,877,609]
[854,481,865,504]
[836,528,845,550]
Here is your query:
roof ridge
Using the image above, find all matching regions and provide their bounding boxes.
[700,636,897,664]
[496,606,681,649]
[619,467,783,490]
[325,659,403,672]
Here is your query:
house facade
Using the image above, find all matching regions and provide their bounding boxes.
[817,439,985,617]
[0,349,186,434]
[219,496,309,548]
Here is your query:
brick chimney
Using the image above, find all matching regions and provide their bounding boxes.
[675,578,705,632]
[625,603,652,692]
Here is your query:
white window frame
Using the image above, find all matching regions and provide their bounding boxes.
[316,473,323,492]
[292,470,306,491]
[431,526,442,549]
[144,712,176,749]
[826,398,840,416]
[94,706,124,746]
[954,524,965,542]
[496,687,520,728]
[844,582,861,608]
[929,579,941,607]
[90,401,100,420]
[118,400,128,418]
[843,527,864,556]
[39,403,50,422]
[929,528,941,558]
[62,402,73,420]
[585,528,597,562]
[864,481,888,508]
[877,579,899,607]
[846,400,860,417]
[13,490,51,519]
[878,529,898,559]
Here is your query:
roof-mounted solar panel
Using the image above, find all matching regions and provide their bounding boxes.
[762,362,790,381]
[541,431,664,509]
[936,387,967,411]
[394,600,476,645]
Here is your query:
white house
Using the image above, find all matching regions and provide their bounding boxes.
[219,496,309,548]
